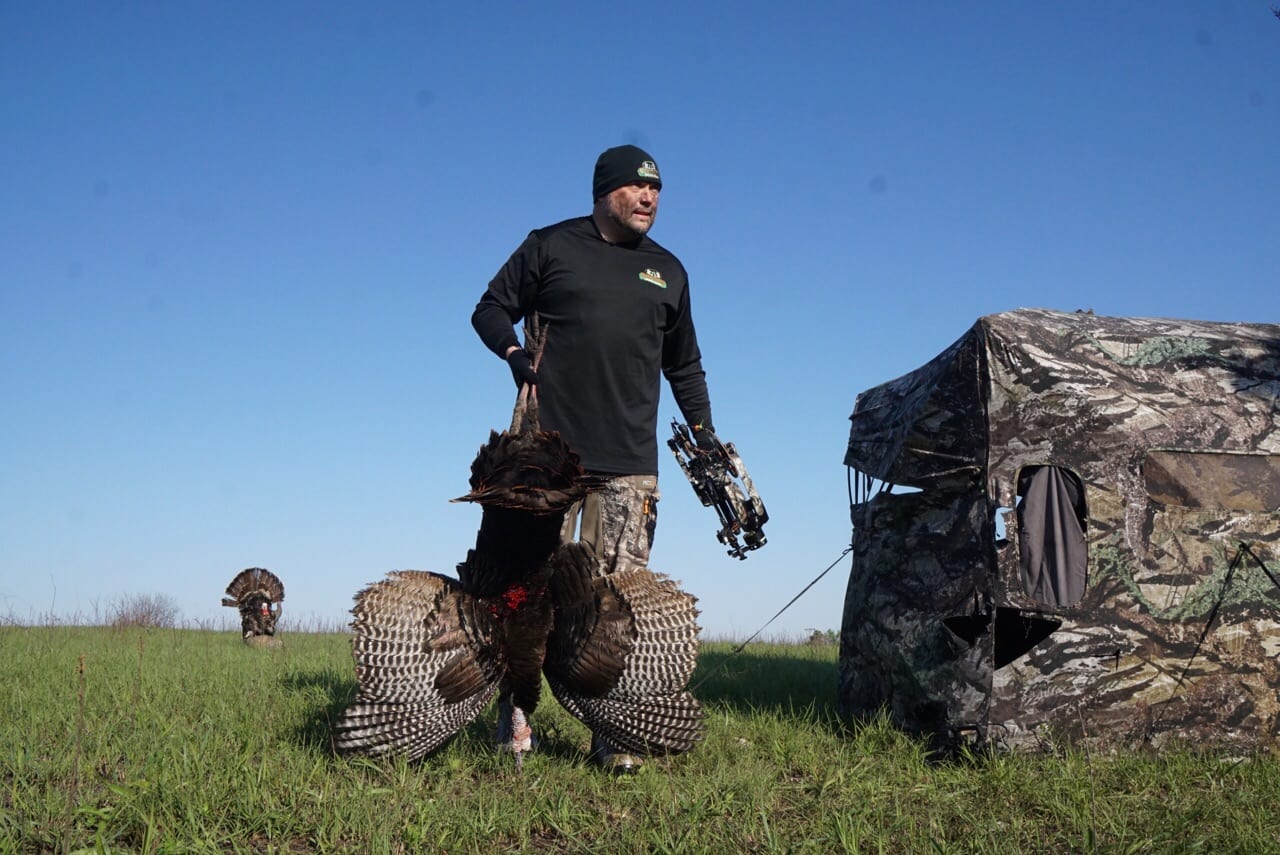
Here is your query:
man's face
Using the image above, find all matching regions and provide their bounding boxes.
[601,181,660,238]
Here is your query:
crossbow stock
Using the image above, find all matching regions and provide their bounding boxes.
[668,420,769,559]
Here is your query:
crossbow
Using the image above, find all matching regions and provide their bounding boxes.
[668,419,769,559]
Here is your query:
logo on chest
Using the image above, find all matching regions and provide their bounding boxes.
[638,269,667,289]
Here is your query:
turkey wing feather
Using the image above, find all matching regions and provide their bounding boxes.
[333,570,503,760]
[545,543,705,755]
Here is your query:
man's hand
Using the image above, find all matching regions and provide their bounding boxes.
[693,423,719,452]
[507,348,538,388]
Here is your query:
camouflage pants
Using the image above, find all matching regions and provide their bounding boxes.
[559,474,660,572]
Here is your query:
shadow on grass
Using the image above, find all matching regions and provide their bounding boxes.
[281,668,594,767]
[279,643,853,760]
[691,647,844,731]
[282,668,358,755]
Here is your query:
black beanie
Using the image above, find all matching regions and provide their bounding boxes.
[592,144,662,200]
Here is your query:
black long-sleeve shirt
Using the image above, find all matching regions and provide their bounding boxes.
[472,216,712,475]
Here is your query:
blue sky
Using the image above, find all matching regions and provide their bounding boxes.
[3,2,1278,638]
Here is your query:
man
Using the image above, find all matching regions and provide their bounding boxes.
[471,144,719,772]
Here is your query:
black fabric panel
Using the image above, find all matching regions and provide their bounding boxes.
[1017,466,1087,608]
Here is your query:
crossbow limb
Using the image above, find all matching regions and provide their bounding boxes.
[668,419,769,559]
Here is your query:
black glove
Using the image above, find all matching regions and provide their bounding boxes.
[506,348,538,388]
[693,423,719,452]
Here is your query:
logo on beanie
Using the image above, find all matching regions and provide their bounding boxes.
[637,161,660,181]
[638,269,667,288]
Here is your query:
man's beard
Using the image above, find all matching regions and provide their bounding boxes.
[607,201,654,238]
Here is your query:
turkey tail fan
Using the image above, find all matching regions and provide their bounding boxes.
[221,567,285,608]
[544,543,705,756]
[333,570,505,761]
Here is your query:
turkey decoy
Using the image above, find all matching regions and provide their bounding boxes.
[221,567,285,646]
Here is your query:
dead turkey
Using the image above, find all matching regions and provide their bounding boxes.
[221,567,285,644]
[333,317,705,766]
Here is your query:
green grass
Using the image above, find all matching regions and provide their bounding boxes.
[3,627,1279,853]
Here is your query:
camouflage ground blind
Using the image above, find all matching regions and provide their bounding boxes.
[839,308,1280,751]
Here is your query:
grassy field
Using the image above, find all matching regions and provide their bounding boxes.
[2,626,1278,854]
